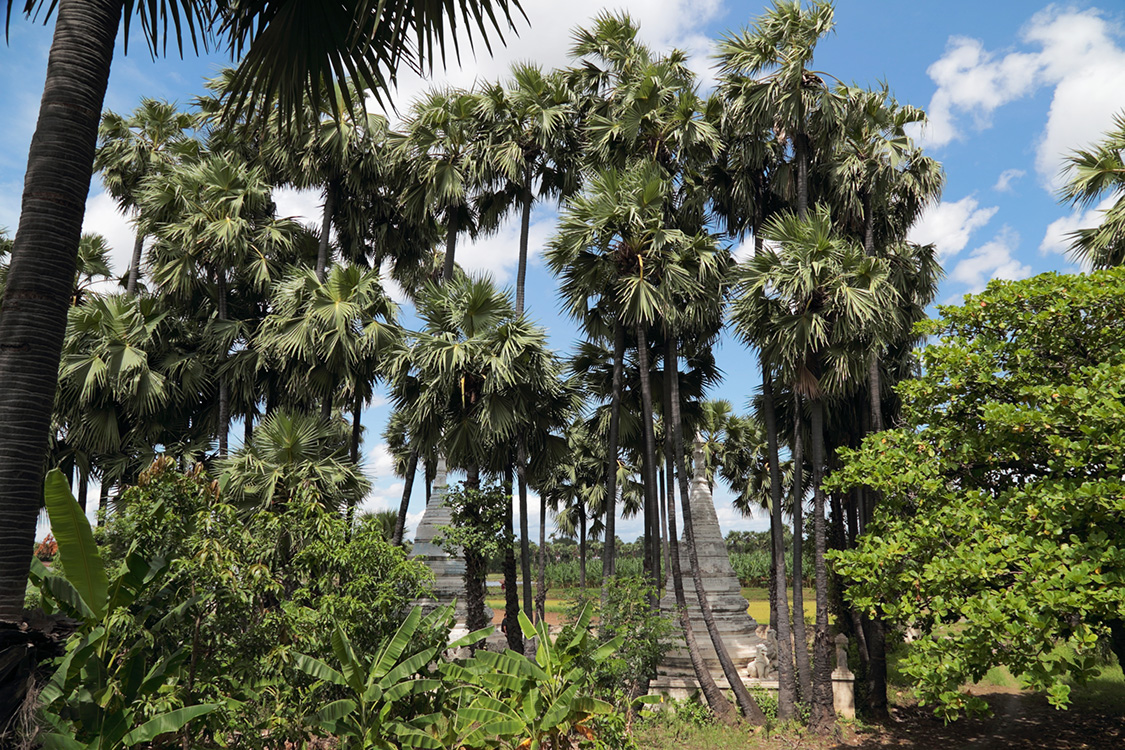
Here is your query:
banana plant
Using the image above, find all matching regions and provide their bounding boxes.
[293,605,492,749]
[30,469,219,750]
[459,605,622,750]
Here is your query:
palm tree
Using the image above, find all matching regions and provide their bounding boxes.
[716,0,838,221]
[219,409,369,515]
[394,89,489,282]
[477,64,581,314]
[142,153,299,456]
[1059,112,1125,268]
[732,205,894,732]
[95,99,198,295]
[0,0,523,625]
[387,276,562,633]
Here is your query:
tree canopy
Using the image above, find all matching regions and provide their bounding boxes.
[831,269,1125,718]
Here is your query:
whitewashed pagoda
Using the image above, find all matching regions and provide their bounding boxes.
[408,456,489,637]
[650,434,765,698]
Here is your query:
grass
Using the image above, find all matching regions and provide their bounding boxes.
[741,586,815,626]
[484,582,814,624]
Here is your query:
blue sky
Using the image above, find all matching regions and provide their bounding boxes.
[4,1,1125,543]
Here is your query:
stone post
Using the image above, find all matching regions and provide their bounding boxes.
[832,633,856,719]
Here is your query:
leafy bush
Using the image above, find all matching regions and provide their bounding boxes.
[93,458,433,746]
[566,576,674,702]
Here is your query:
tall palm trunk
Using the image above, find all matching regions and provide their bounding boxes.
[603,320,625,580]
[795,133,810,220]
[791,400,812,699]
[661,383,675,585]
[669,336,765,724]
[0,0,124,622]
[859,195,891,717]
[537,491,547,624]
[441,209,460,281]
[809,397,834,733]
[463,463,488,634]
[663,417,740,726]
[517,440,533,615]
[216,270,230,456]
[503,464,523,653]
[634,324,661,605]
[759,364,797,717]
[392,450,418,546]
[515,181,532,315]
[346,391,363,533]
[125,229,144,295]
[77,462,89,512]
[316,186,335,283]
[578,505,587,589]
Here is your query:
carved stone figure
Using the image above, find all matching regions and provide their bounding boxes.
[746,633,779,681]
[746,644,771,679]
[834,633,850,674]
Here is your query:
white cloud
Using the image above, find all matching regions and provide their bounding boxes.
[907,195,998,259]
[383,0,724,119]
[1039,194,1115,257]
[81,189,137,279]
[917,8,1125,188]
[950,227,1032,293]
[456,209,556,285]
[366,442,398,481]
[273,186,324,231]
[993,168,1025,193]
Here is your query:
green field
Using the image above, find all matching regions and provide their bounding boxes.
[485,585,816,624]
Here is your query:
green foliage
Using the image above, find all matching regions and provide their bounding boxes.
[830,269,1125,718]
[462,607,621,749]
[729,551,771,586]
[292,606,485,749]
[438,482,512,565]
[566,575,674,701]
[31,470,218,749]
[95,458,432,746]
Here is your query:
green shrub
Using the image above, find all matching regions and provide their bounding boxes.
[566,575,674,701]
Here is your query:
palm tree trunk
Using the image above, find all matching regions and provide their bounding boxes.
[515,183,532,315]
[463,463,488,636]
[321,374,335,421]
[392,450,418,546]
[603,319,625,580]
[441,209,460,282]
[217,271,230,456]
[517,439,533,618]
[503,464,523,653]
[664,418,740,726]
[316,186,335,283]
[244,411,254,446]
[634,324,661,606]
[350,390,362,464]
[537,491,547,624]
[77,462,89,512]
[670,336,766,724]
[98,478,110,516]
[795,133,810,220]
[0,0,124,622]
[809,397,835,733]
[578,505,587,589]
[125,229,144,295]
[791,397,812,700]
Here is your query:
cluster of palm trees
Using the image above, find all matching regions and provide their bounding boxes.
[1,0,955,735]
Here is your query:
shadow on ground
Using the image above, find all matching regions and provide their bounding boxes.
[836,692,1123,749]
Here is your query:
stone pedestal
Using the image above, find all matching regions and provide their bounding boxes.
[410,457,490,637]
[832,633,855,719]
[649,435,763,697]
